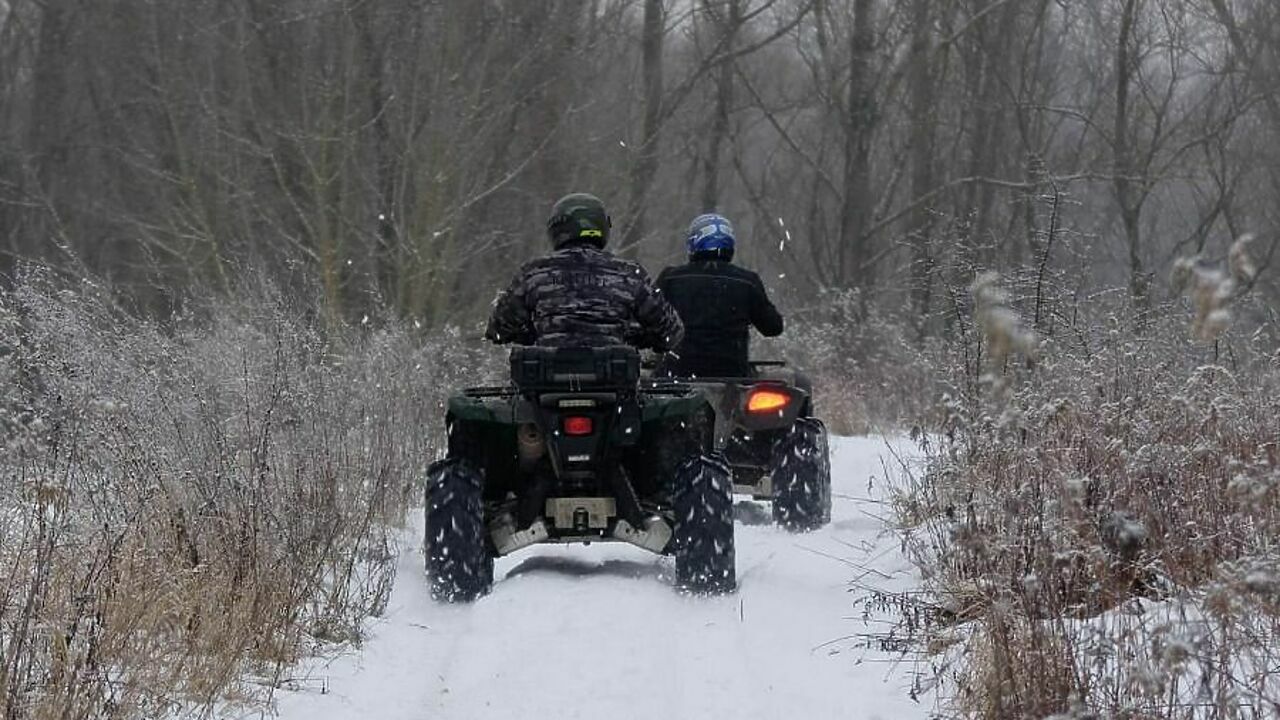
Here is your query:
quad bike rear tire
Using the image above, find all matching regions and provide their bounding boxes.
[672,454,736,594]
[424,457,494,602]
[770,417,832,532]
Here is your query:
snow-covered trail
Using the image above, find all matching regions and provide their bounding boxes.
[269,436,929,720]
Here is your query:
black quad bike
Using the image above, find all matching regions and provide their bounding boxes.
[424,345,734,602]
[664,362,832,532]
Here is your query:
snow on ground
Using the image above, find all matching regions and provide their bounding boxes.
[266,436,931,720]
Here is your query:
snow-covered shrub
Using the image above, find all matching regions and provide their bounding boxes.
[895,272,1280,718]
[767,288,953,433]
[0,270,499,718]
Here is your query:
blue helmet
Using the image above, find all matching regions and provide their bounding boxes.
[686,213,735,258]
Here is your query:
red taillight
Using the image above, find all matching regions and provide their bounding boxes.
[747,388,790,413]
[563,416,594,436]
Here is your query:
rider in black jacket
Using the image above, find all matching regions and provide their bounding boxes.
[656,213,782,378]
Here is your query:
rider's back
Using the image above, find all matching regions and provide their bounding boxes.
[657,258,782,378]
[485,193,683,352]
[509,245,673,348]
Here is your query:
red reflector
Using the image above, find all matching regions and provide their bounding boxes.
[563,416,594,435]
[747,389,790,413]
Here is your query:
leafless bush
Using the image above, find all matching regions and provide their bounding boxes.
[0,271,499,719]
[768,289,956,434]
[893,270,1280,718]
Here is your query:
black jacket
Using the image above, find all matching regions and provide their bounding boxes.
[655,259,783,377]
[485,243,684,351]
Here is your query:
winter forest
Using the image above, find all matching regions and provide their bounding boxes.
[2,0,1279,718]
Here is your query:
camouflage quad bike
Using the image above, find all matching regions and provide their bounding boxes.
[664,361,832,532]
[424,345,734,602]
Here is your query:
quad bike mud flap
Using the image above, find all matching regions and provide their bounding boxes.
[613,516,673,553]
[490,514,550,555]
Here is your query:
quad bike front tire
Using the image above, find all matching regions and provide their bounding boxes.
[672,453,736,594]
[770,417,832,532]
[424,457,494,602]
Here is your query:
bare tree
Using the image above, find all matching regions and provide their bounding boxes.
[0,0,1272,337]
[837,0,876,287]
[621,0,667,259]
[699,0,744,212]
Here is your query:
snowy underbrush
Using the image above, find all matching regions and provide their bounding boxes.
[0,274,499,719]
[766,289,950,434]
[894,287,1280,717]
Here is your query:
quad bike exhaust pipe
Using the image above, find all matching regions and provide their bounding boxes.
[517,423,544,467]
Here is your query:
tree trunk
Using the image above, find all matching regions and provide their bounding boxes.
[962,0,1019,268]
[1113,0,1149,316]
[906,0,936,329]
[700,0,741,213]
[28,0,73,207]
[837,0,875,287]
[621,0,665,260]
[354,3,401,307]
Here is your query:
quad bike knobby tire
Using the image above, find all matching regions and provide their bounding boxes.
[770,417,832,532]
[672,454,736,594]
[424,458,494,602]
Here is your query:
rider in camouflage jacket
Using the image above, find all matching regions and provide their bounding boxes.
[485,193,684,352]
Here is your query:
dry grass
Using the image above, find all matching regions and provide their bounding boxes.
[893,271,1280,718]
[0,272,501,719]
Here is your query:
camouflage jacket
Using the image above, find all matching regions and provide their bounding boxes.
[485,244,684,351]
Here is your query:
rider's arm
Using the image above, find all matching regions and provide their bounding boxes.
[748,272,784,337]
[654,267,672,296]
[634,270,685,353]
[485,272,536,345]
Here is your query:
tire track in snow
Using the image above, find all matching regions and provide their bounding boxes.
[269,436,930,720]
